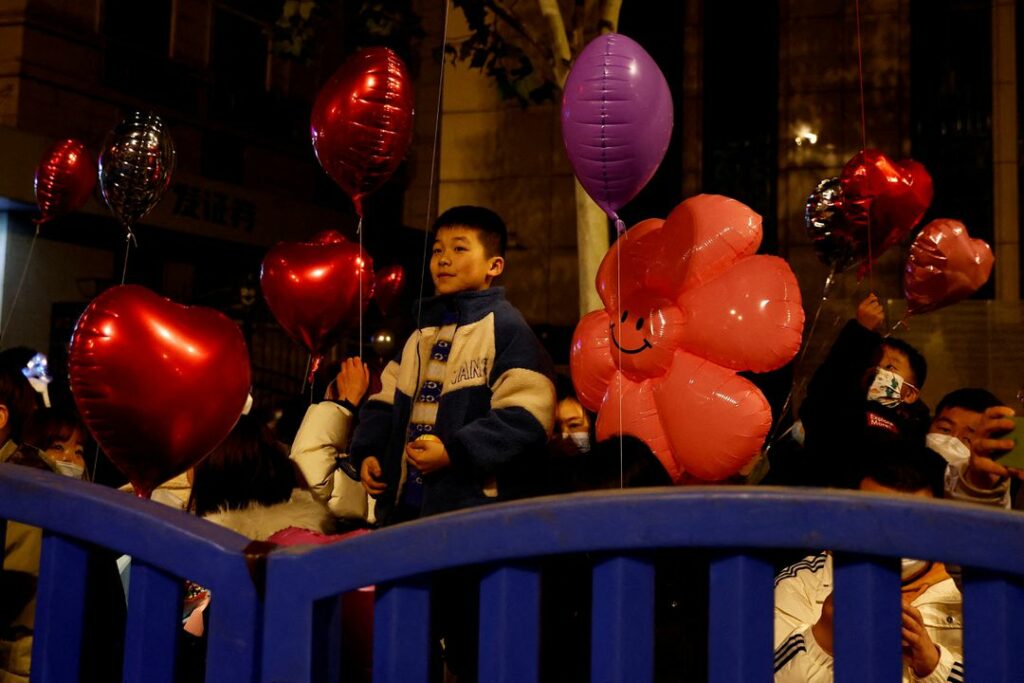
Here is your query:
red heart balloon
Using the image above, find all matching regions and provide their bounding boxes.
[904,218,994,316]
[260,230,374,357]
[373,265,405,316]
[34,139,96,223]
[311,47,415,217]
[840,149,933,271]
[69,285,251,497]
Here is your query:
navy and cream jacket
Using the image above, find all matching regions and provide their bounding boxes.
[349,287,556,523]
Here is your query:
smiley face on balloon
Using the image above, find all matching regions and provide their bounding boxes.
[570,195,805,482]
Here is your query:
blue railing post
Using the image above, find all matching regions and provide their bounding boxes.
[833,554,902,683]
[590,555,654,683]
[372,579,432,683]
[963,569,1024,682]
[477,563,541,683]
[123,561,184,683]
[30,532,90,683]
[708,552,774,683]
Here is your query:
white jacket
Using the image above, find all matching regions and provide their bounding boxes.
[774,552,963,683]
[290,402,372,523]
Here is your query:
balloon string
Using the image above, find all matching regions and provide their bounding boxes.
[764,265,838,453]
[300,353,312,397]
[617,230,623,489]
[416,0,451,337]
[854,0,874,292]
[358,215,364,363]
[854,0,867,151]
[0,225,40,346]
[120,228,137,285]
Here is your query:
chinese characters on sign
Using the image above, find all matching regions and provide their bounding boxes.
[171,182,256,233]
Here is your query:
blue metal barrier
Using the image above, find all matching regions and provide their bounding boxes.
[0,464,261,683]
[262,487,1024,683]
[6,462,1024,683]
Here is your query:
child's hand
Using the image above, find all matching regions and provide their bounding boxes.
[360,456,387,495]
[406,438,451,475]
[901,603,940,678]
[856,293,885,331]
[327,357,371,404]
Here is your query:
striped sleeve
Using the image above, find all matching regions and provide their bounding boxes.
[773,626,833,682]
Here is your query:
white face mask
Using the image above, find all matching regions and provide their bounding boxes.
[563,431,591,454]
[52,460,85,479]
[867,368,906,408]
[926,433,971,466]
[901,557,930,581]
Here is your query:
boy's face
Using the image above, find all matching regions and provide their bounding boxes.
[929,406,983,448]
[877,346,920,403]
[430,226,504,295]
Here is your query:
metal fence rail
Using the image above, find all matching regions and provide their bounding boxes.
[0,464,262,683]
[5,462,1024,683]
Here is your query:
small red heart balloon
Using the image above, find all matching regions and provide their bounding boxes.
[34,139,96,223]
[69,285,251,497]
[373,265,405,316]
[840,149,933,272]
[311,47,415,217]
[260,230,374,357]
[904,218,994,316]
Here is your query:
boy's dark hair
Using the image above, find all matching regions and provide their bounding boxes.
[188,415,298,517]
[0,365,39,443]
[564,436,672,490]
[860,441,943,498]
[935,388,1003,416]
[432,205,508,258]
[554,373,577,402]
[878,337,928,388]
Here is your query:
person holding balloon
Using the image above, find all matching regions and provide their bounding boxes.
[350,206,555,524]
[290,357,375,530]
[349,205,555,681]
[798,295,937,491]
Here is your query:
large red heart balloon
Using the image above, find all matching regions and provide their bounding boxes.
[69,285,251,497]
[904,218,994,316]
[373,264,405,316]
[311,47,415,217]
[260,230,374,357]
[840,149,933,272]
[34,139,96,223]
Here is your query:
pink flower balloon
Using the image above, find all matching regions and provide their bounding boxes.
[570,195,805,481]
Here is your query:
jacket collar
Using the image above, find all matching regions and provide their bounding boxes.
[418,287,506,327]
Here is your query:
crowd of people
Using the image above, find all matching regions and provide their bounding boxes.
[1,204,1020,682]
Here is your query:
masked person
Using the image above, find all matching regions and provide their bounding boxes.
[799,294,936,489]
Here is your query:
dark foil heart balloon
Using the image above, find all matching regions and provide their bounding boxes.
[69,285,251,497]
[904,218,994,316]
[373,265,405,316]
[840,149,933,272]
[34,139,96,223]
[260,230,374,355]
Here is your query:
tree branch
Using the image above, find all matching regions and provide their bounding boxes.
[483,0,553,63]
[535,0,572,87]
[599,0,622,33]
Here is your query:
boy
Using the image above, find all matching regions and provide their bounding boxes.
[800,294,934,489]
[351,206,556,525]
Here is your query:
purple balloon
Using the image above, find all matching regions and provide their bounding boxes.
[561,33,673,232]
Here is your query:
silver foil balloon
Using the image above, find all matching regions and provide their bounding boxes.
[804,176,860,275]
[99,111,176,234]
